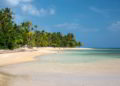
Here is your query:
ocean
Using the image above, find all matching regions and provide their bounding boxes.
[39,49,120,64]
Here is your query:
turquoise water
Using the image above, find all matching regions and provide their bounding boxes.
[39,49,120,64]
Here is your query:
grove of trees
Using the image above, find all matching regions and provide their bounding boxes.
[0,8,82,49]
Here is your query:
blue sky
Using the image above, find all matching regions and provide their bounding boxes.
[0,0,120,48]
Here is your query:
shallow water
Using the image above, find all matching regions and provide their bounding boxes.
[0,49,120,86]
[39,49,120,64]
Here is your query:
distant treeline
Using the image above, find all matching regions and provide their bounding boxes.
[0,8,82,49]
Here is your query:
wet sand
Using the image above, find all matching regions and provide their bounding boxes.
[0,58,120,86]
[0,72,10,86]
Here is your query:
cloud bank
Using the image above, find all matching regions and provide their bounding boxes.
[5,0,55,16]
[6,0,32,6]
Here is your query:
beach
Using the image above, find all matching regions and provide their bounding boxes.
[0,47,60,67]
[0,48,120,86]
[0,0,120,85]
[0,47,92,67]
[0,47,60,86]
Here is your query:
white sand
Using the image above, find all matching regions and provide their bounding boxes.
[0,47,59,67]
[0,47,120,86]
[1,58,120,86]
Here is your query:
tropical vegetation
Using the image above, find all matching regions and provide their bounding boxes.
[0,8,82,49]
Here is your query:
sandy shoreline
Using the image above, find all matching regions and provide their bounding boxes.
[0,47,120,74]
[0,47,120,86]
[0,47,61,67]
[0,47,93,67]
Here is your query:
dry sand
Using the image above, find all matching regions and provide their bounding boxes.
[0,47,60,67]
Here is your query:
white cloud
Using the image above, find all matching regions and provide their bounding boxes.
[39,8,55,16]
[21,4,40,16]
[80,28,99,32]
[6,0,32,6]
[53,23,99,32]
[53,23,81,29]
[5,0,56,16]
[89,6,109,17]
[21,4,55,16]
[109,21,120,31]
[49,8,55,15]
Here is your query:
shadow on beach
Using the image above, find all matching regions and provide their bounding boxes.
[0,72,12,86]
[0,71,30,86]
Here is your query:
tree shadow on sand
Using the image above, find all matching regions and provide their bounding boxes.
[0,72,13,86]
[0,71,30,86]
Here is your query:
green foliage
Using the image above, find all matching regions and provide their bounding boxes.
[0,8,82,49]
[0,8,16,49]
